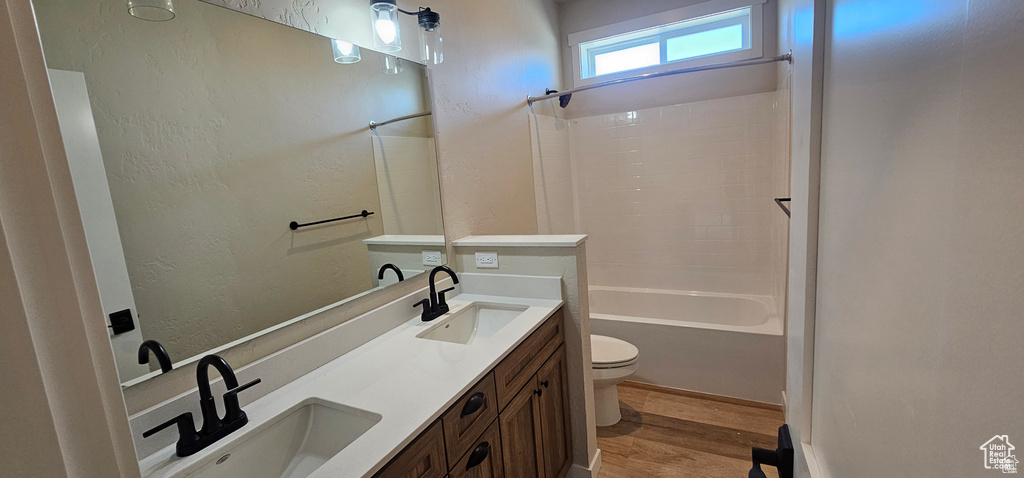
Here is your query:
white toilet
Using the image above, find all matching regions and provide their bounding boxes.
[591,335,640,427]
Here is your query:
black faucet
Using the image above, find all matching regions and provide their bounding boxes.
[142,354,260,457]
[378,263,405,283]
[413,265,460,321]
[138,340,173,373]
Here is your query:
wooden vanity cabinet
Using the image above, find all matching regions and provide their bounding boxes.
[375,421,447,478]
[499,346,571,478]
[374,308,569,478]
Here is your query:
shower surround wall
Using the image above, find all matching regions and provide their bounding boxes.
[533,91,789,301]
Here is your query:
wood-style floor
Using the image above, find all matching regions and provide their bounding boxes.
[596,382,784,478]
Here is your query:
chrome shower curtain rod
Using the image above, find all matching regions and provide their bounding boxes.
[527,52,793,107]
[369,111,432,130]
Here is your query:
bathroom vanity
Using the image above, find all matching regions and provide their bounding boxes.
[136,275,572,478]
[376,308,571,478]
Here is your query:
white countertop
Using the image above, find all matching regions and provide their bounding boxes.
[452,235,587,248]
[362,235,445,246]
[139,292,563,478]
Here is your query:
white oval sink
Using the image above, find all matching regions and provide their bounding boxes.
[416,302,529,345]
[184,399,380,478]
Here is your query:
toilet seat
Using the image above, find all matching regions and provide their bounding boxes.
[591,335,639,369]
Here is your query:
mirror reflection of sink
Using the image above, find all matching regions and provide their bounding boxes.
[417,303,529,345]
[185,399,380,478]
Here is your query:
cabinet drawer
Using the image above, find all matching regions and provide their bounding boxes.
[494,309,564,410]
[449,420,504,478]
[375,421,447,478]
[442,373,499,466]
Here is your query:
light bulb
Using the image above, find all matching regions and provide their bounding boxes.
[332,39,361,64]
[370,0,402,52]
[375,15,397,44]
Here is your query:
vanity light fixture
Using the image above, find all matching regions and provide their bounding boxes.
[369,0,444,64]
[126,0,175,21]
[370,0,402,52]
[332,39,362,64]
[380,54,404,74]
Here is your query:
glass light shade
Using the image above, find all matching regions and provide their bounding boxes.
[418,22,442,65]
[331,39,361,64]
[380,54,404,75]
[126,0,174,21]
[370,1,402,52]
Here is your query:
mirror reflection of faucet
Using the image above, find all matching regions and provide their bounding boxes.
[142,355,261,457]
[138,340,173,373]
[378,263,405,283]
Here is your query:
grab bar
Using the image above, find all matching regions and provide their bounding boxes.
[775,198,791,218]
[289,210,373,230]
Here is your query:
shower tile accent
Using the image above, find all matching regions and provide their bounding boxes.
[531,91,790,298]
[371,136,444,235]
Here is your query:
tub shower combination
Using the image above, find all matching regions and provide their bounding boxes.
[589,286,784,404]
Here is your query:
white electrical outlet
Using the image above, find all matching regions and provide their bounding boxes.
[422,250,442,266]
[475,251,499,269]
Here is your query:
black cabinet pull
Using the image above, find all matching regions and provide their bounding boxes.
[534,388,543,397]
[540,380,549,388]
[461,392,486,417]
[466,441,490,470]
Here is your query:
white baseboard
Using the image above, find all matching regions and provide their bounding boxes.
[569,449,602,478]
[803,442,827,478]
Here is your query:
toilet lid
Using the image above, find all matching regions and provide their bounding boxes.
[591,335,639,367]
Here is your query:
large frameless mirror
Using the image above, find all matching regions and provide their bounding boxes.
[32,0,445,385]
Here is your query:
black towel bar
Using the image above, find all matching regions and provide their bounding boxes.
[774,198,791,218]
[289,210,373,230]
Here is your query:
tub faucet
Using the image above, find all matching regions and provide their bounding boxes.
[414,265,459,321]
[142,354,260,457]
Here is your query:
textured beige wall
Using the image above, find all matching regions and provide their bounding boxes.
[33,0,433,362]
[205,0,563,240]
[554,0,778,119]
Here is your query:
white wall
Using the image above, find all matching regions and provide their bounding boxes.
[775,0,825,475]
[555,0,779,119]
[810,0,1024,476]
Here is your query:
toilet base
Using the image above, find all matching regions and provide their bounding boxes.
[594,382,623,427]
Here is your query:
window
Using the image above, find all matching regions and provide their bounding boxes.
[569,0,764,85]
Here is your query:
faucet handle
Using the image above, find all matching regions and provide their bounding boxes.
[225,378,261,397]
[223,378,261,422]
[437,287,456,311]
[413,298,431,320]
[142,412,197,439]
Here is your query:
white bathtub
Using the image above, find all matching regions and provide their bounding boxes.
[589,286,785,404]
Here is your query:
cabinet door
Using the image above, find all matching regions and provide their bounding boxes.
[537,346,571,478]
[498,378,544,478]
[449,420,504,478]
[375,421,447,478]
